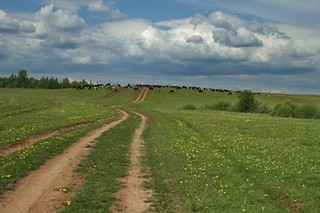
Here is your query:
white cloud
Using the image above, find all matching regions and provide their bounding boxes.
[86,0,127,19]
[88,0,109,12]
[35,3,85,32]
[0,4,319,93]
[42,0,82,12]
[0,10,35,34]
[181,0,320,25]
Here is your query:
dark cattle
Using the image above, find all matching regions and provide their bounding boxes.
[95,84,104,88]
[228,92,232,95]
[198,89,204,93]
[169,90,175,94]
[76,85,84,90]
[133,87,139,91]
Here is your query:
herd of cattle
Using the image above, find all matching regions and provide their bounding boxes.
[75,83,262,96]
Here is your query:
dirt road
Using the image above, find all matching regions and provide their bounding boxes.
[0,109,129,213]
[0,122,93,156]
[112,86,154,212]
[111,111,153,212]
[132,87,149,103]
[1,88,153,213]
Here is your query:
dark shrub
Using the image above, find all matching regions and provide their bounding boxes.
[183,104,196,110]
[294,104,319,119]
[205,101,231,111]
[229,103,240,112]
[314,110,320,119]
[255,103,272,114]
[272,101,297,117]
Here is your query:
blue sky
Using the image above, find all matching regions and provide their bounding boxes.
[0,0,319,93]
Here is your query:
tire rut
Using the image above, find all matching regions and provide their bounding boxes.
[112,86,154,212]
[132,87,149,103]
[0,121,96,156]
[0,108,129,213]
[111,110,154,213]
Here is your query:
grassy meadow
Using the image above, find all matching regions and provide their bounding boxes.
[0,87,320,212]
[135,88,320,212]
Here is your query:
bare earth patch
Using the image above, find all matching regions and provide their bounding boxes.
[0,109,129,213]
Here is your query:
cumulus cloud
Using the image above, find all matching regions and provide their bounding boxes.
[0,10,35,34]
[35,4,85,33]
[0,5,319,93]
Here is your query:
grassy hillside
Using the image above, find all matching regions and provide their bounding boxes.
[1,88,320,212]
[131,88,320,111]
[133,88,320,212]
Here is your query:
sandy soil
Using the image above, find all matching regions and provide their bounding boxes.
[0,109,129,213]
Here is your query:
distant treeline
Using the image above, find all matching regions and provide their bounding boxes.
[0,70,87,89]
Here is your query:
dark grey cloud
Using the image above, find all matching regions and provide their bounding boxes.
[44,37,81,49]
[248,23,290,39]
[212,28,262,47]
[186,35,204,43]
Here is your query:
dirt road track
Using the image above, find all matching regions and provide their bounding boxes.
[0,109,129,213]
[111,111,153,213]
[132,87,149,103]
[0,122,93,156]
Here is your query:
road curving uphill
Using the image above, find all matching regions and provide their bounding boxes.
[132,87,149,103]
[0,87,154,213]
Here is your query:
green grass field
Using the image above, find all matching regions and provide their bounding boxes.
[135,88,320,212]
[0,88,319,212]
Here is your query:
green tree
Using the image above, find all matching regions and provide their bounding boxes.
[61,77,71,88]
[237,90,258,113]
[18,70,28,88]
[47,77,60,89]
